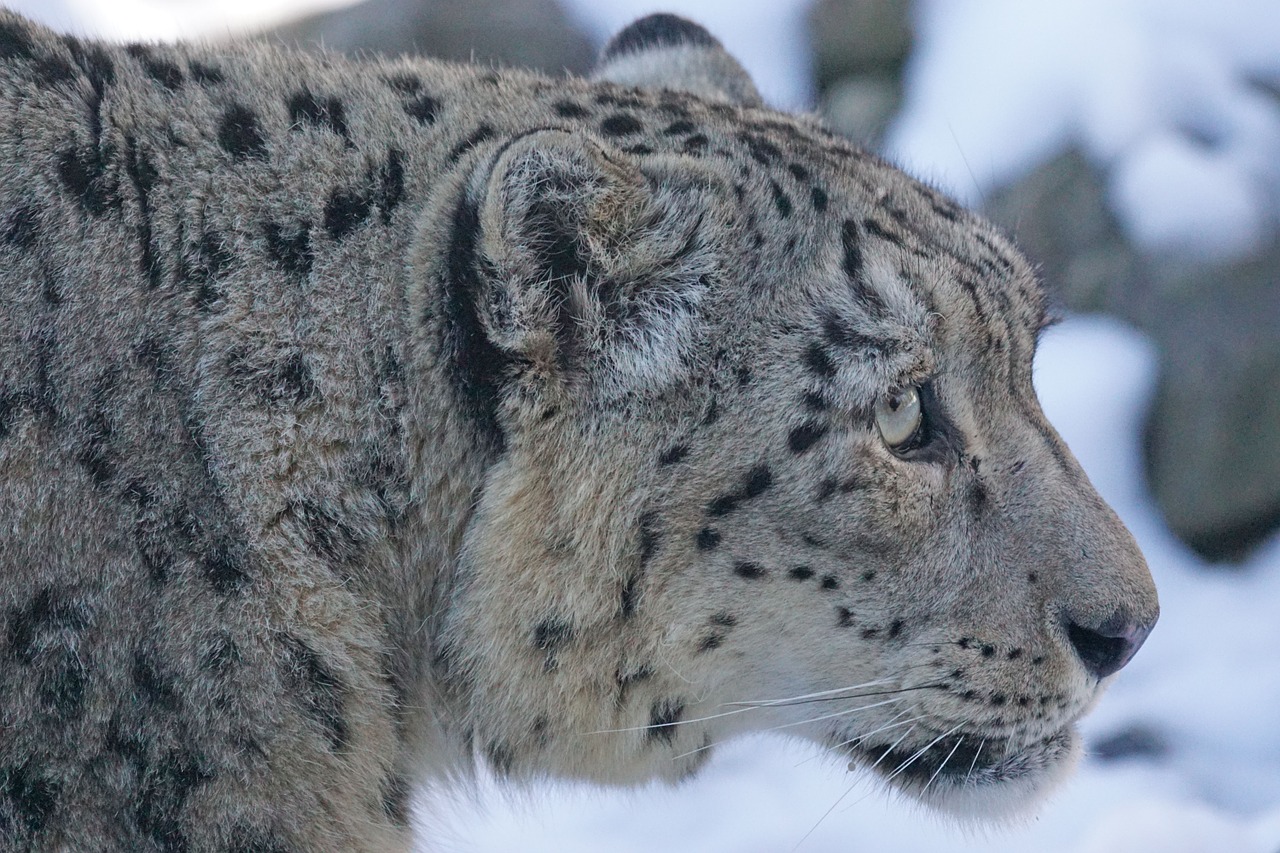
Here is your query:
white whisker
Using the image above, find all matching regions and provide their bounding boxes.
[922,735,965,795]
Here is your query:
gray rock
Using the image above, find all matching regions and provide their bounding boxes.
[819,73,901,146]
[809,0,913,86]
[265,0,596,76]
[808,0,913,149]
[983,147,1280,562]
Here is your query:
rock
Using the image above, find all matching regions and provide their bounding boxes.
[1090,722,1171,762]
[819,74,901,146]
[982,148,1139,316]
[809,0,913,85]
[808,0,913,149]
[983,146,1280,562]
[266,0,596,76]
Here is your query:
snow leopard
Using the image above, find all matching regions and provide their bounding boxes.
[0,11,1158,851]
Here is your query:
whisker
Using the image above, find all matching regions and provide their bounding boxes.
[884,723,964,785]
[729,681,946,710]
[723,677,898,708]
[788,726,919,853]
[922,735,965,795]
[964,737,986,784]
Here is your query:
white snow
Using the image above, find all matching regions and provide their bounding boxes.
[11,1,1280,850]
[887,0,1280,261]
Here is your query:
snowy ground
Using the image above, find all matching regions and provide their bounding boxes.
[10,1,1280,850]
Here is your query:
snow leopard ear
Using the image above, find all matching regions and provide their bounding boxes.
[592,14,763,107]
[445,130,716,406]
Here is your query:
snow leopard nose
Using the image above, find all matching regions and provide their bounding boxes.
[1065,611,1156,680]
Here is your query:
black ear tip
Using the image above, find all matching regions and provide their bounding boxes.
[601,13,719,61]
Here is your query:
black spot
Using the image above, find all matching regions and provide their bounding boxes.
[440,195,508,452]
[1027,572,1039,584]
[3,759,61,834]
[695,527,720,550]
[218,104,268,160]
[187,60,224,85]
[378,148,407,224]
[981,645,996,658]
[740,133,781,165]
[287,89,350,141]
[620,573,640,619]
[447,124,494,162]
[41,652,86,720]
[788,566,814,581]
[638,511,659,566]
[888,619,904,639]
[135,748,213,846]
[324,186,373,240]
[291,499,362,564]
[7,587,90,664]
[184,230,234,308]
[57,147,117,215]
[802,390,828,412]
[821,575,839,590]
[744,465,773,498]
[787,163,810,181]
[647,699,684,745]
[863,216,900,245]
[125,44,183,90]
[132,649,180,711]
[735,365,752,387]
[861,628,879,639]
[2,205,39,248]
[553,100,589,118]
[837,607,854,628]
[861,570,876,582]
[769,179,793,218]
[485,741,514,775]
[821,310,880,351]
[840,219,863,280]
[659,444,689,465]
[663,119,697,135]
[788,421,829,454]
[533,618,574,670]
[710,612,737,627]
[803,342,836,378]
[123,138,162,288]
[1007,648,1024,661]
[600,113,643,136]
[697,634,723,652]
[603,13,716,59]
[204,546,248,594]
[386,73,422,94]
[283,636,349,751]
[263,221,313,276]
[0,19,36,62]
[616,665,653,706]
[404,93,440,124]
[733,562,767,580]
[682,134,708,154]
[811,186,829,211]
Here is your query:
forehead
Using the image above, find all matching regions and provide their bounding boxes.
[705,126,1049,382]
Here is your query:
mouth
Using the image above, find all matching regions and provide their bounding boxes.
[841,725,1080,817]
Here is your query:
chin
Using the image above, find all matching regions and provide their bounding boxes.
[848,725,1082,823]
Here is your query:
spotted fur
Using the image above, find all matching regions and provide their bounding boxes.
[0,11,1157,851]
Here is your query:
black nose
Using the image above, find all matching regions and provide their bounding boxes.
[1066,613,1156,679]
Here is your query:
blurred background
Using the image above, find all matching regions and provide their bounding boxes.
[8,0,1280,850]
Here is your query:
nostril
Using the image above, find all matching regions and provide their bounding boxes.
[1066,616,1154,680]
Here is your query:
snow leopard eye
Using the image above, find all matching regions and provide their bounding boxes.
[874,385,923,451]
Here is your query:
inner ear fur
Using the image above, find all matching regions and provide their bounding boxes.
[468,131,720,395]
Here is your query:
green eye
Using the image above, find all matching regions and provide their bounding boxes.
[874,386,922,450]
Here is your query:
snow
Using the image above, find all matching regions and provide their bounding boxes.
[11,1,1280,850]
[887,0,1280,261]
